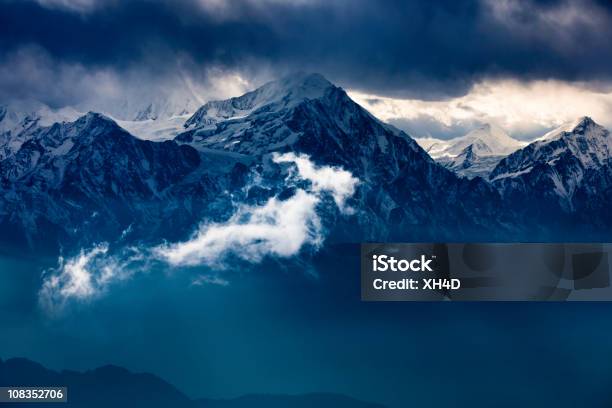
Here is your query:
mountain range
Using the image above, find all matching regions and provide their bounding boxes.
[1,73,611,253]
[0,358,384,408]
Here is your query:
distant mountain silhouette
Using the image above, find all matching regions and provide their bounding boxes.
[0,358,386,408]
[0,357,192,408]
[197,393,385,408]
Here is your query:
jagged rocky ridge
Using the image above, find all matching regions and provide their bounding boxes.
[0,112,248,250]
[0,103,81,161]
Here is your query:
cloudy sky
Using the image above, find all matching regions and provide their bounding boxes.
[2,0,612,139]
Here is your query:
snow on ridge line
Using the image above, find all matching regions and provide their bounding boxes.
[534,116,605,143]
[414,123,526,159]
[184,73,334,130]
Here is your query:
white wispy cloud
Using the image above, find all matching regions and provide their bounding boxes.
[196,0,321,21]
[154,189,322,267]
[154,152,358,267]
[191,274,230,287]
[38,244,146,313]
[274,152,357,212]
[33,0,108,12]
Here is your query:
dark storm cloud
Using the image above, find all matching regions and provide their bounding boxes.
[1,0,612,101]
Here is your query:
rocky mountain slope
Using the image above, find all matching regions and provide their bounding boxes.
[489,117,612,237]
[0,112,244,250]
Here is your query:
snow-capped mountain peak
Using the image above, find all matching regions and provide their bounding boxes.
[2,112,126,179]
[415,123,525,159]
[572,116,597,132]
[489,116,611,212]
[0,102,81,134]
[414,123,525,179]
[536,116,593,142]
[53,111,120,141]
[464,138,494,156]
[462,123,526,155]
[460,143,483,161]
[492,116,610,180]
[0,102,83,160]
[184,72,334,130]
[437,141,506,179]
[176,71,432,165]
